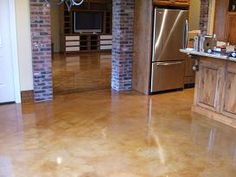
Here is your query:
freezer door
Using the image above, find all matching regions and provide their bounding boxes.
[152,8,189,62]
[151,61,185,92]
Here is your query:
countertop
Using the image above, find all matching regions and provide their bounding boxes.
[180,48,236,62]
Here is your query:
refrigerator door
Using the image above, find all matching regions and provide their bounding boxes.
[152,8,189,62]
[151,61,185,93]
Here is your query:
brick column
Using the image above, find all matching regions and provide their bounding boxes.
[200,0,209,34]
[30,0,53,102]
[112,0,134,91]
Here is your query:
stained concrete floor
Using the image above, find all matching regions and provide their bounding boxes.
[0,89,236,177]
[52,52,111,95]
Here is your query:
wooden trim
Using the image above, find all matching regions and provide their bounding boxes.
[192,106,236,128]
[133,0,153,94]
[21,90,34,103]
[9,0,21,103]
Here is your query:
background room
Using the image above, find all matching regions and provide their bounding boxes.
[50,0,112,95]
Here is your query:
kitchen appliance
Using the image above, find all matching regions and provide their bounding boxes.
[194,35,217,52]
[150,8,189,93]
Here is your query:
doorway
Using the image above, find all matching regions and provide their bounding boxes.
[0,0,20,103]
[50,1,112,95]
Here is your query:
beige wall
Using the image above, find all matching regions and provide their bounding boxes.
[51,5,61,53]
[15,0,33,91]
[207,0,216,35]
[189,0,201,31]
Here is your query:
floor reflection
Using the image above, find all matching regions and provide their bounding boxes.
[191,117,236,167]
[0,89,235,176]
[0,156,14,177]
[52,52,111,95]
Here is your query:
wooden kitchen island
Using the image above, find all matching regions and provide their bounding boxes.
[181,49,236,128]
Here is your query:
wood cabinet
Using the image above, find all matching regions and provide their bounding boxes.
[214,0,229,41]
[184,56,195,85]
[65,34,112,53]
[153,0,173,6]
[153,0,190,7]
[192,56,236,128]
[60,0,112,53]
[195,58,224,112]
[227,13,236,44]
[221,61,236,119]
[214,0,236,44]
[174,0,190,6]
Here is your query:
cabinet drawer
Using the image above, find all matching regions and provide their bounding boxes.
[66,47,80,52]
[100,35,112,40]
[100,40,112,45]
[65,36,80,41]
[66,41,80,46]
[100,45,112,50]
[151,61,185,92]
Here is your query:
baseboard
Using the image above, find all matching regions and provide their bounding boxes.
[192,105,236,129]
[184,83,195,89]
[21,90,34,103]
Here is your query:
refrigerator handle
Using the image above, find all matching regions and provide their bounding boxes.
[152,9,157,61]
[184,19,189,49]
[156,61,183,66]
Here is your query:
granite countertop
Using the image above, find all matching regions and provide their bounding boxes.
[180,48,236,62]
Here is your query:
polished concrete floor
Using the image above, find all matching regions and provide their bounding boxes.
[52,52,111,95]
[0,89,236,176]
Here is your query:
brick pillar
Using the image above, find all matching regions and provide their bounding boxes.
[200,0,209,34]
[30,0,53,102]
[112,0,134,91]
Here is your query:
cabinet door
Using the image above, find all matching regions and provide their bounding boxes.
[153,0,173,6]
[174,0,190,6]
[153,0,189,6]
[228,14,236,45]
[184,56,195,84]
[195,58,224,111]
[221,62,236,119]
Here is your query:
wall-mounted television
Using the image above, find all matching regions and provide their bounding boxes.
[74,12,103,33]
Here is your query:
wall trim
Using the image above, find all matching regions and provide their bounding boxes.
[9,0,21,103]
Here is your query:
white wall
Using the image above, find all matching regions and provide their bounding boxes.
[14,0,33,91]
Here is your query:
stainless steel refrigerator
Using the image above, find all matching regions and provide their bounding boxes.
[150,8,189,93]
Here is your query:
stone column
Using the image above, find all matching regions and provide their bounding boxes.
[30,0,53,102]
[200,0,209,34]
[112,0,135,91]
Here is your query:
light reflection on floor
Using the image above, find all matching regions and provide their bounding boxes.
[52,52,111,95]
[0,89,236,176]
